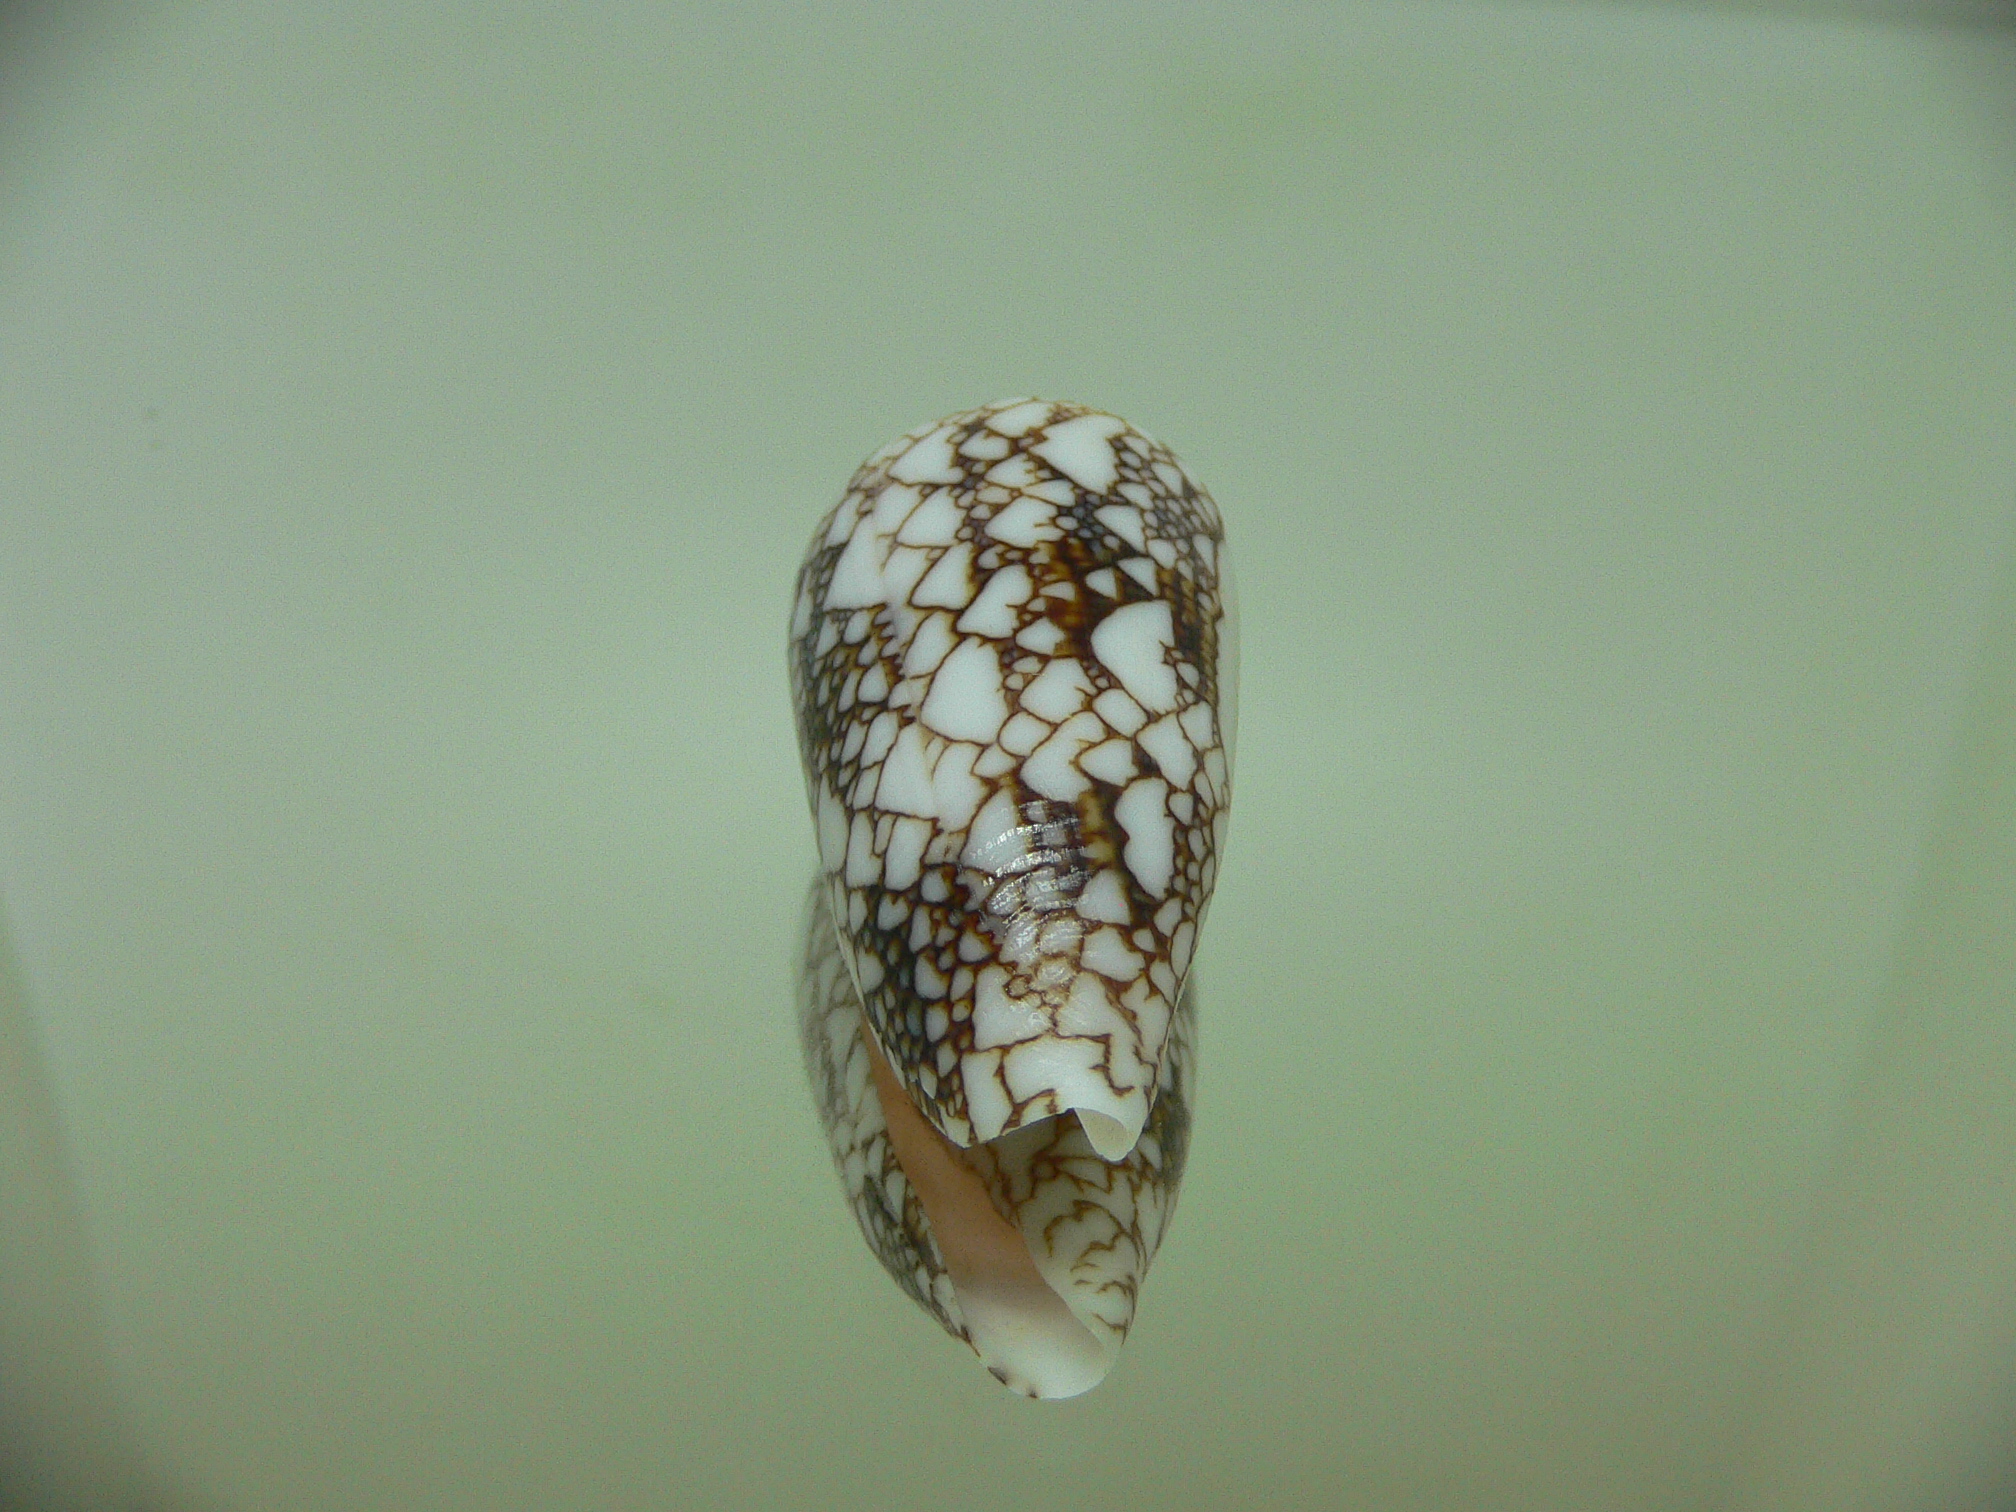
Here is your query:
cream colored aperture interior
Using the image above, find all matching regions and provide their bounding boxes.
[859,1020,1109,1399]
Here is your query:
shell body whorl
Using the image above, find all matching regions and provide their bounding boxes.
[788,398,1234,1397]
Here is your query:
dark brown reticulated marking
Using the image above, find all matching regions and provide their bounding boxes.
[789,398,1232,1154]
[794,877,1197,1371]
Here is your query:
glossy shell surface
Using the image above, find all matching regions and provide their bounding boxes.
[788,397,1234,1396]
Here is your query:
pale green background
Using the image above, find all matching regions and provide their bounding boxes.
[3,3,2015,1510]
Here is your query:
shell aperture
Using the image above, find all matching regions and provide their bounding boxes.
[788,398,1235,1397]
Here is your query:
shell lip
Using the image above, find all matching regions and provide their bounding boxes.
[1073,1108,1135,1163]
[860,1012,1123,1399]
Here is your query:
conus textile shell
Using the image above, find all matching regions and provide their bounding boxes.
[787,397,1236,1398]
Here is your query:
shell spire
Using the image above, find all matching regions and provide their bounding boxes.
[789,398,1235,1396]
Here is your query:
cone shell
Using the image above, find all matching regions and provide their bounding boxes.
[787,398,1235,1396]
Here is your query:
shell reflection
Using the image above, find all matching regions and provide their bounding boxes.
[797,882,1195,1397]
[788,398,1234,1397]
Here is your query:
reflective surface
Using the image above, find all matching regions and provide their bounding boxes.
[2,3,2014,1508]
